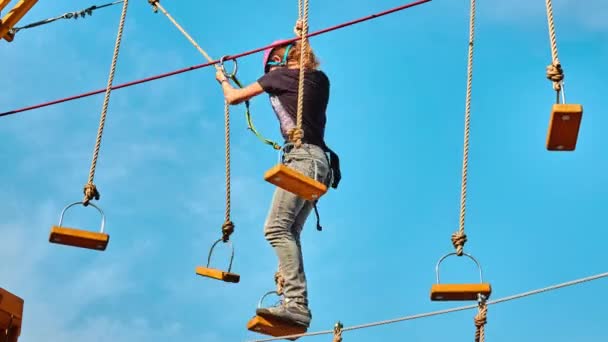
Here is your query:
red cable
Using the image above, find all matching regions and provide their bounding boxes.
[1,0,431,117]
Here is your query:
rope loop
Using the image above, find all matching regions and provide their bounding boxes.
[288,127,304,148]
[222,220,234,242]
[333,321,343,342]
[274,271,285,296]
[546,62,564,92]
[474,295,488,342]
[82,183,100,206]
[451,231,467,256]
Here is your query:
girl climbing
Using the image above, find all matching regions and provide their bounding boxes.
[215,20,340,329]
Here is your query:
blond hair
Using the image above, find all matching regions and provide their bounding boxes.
[270,41,320,70]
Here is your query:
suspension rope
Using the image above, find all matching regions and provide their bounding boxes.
[82,0,129,206]
[146,0,236,241]
[474,295,488,342]
[451,0,476,256]
[9,1,124,36]
[289,0,309,148]
[544,0,565,99]
[0,0,431,118]
[248,271,608,341]
[332,321,343,342]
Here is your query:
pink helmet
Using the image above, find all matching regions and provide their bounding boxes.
[263,39,294,73]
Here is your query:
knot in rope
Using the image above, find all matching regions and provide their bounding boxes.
[222,220,234,242]
[147,0,159,12]
[474,296,488,342]
[451,231,467,256]
[274,272,285,296]
[546,62,564,92]
[82,183,100,206]
[288,128,304,148]
[333,321,343,342]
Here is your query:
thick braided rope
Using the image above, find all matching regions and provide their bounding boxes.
[274,271,285,296]
[452,0,475,255]
[474,300,488,342]
[83,0,129,205]
[222,100,234,242]
[291,0,309,148]
[332,322,343,342]
[149,1,216,68]
[544,0,563,92]
[149,0,234,241]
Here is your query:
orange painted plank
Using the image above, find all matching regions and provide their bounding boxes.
[247,315,306,341]
[195,266,240,283]
[430,283,492,301]
[546,104,583,151]
[264,164,327,201]
[49,226,109,251]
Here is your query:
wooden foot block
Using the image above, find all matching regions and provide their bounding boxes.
[195,267,240,283]
[546,104,583,151]
[430,283,492,301]
[247,315,306,341]
[0,288,24,340]
[264,164,327,201]
[49,226,109,251]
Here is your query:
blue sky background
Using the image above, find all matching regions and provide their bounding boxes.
[1,0,607,341]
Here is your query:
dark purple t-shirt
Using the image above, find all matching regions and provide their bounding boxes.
[257,68,329,148]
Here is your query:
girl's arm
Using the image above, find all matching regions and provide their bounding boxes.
[216,70,264,105]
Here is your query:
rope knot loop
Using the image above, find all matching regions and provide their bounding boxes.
[288,128,304,148]
[451,231,467,256]
[546,62,564,91]
[474,297,488,342]
[82,183,100,206]
[222,220,234,242]
[333,321,343,342]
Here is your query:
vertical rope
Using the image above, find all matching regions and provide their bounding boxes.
[148,0,234,241]
[332,321,343,342]
[222,100,234,242]
[290,0,309,148]
[544,0,564,94]
[451,0,475,256]
[83,0,129,205]
[474,297,488,342]
[274,271,285,296]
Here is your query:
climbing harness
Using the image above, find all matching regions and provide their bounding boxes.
[429,1,491,341]
[4,0,124,42]
[543,0,583,151]
[48,0,128,251]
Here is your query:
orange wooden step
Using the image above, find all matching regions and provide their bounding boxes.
[0,288,24,341]
[430,283,492,301]
[247,315,306,341]
[546,103,583,151]
[195,266,240,283]
[264,164,327,201]
[49,226,109,251]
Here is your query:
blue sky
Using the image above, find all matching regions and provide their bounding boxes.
[1,0,607,341]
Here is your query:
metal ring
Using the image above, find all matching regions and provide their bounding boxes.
[219,55,238,79]
[434,252,484,284]
[206,238,235,272]
[257,290,280,308]
[57,201,106,233]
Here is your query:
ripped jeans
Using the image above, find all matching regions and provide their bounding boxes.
[263,143,330,307]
